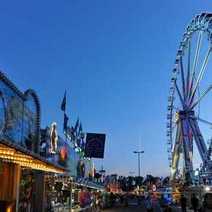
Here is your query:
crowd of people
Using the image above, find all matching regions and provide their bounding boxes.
[180,193,211,212]
[78,187,212,211]
[79,188,105,212]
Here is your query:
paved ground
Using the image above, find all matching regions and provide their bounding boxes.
[104,205,184,212]
[104,206,194,212]
[104,204,164,212]
[104,206,145,212]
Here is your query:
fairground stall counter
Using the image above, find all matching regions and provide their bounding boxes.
[0,72,65,212]
[40,130,75,211]
[41,127,105,212]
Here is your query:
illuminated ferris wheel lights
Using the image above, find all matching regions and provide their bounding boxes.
[175,112,179,123]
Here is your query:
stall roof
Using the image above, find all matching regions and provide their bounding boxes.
[0,139,66,174]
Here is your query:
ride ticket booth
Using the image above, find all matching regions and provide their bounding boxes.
[0,72,65,212]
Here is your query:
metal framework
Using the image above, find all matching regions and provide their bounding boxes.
[167,13,212,184]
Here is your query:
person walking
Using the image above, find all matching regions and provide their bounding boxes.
[109,192,116,207]
[191,194,199,212]
[164,205,172,212]
[180,195,187,212]
[145,195,153,212]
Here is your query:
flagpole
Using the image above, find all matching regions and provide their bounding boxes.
[64,111,68,143]
[61,91,73,211]
[61,90,68,143]
[63,92,67,142]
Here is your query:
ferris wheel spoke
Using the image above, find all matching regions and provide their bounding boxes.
[175,82,186,109]
[197,117,212,126]
[191,85,212,109]
[180,56,186,100]
[189,46,212,106]
[189,31,203,99]
[188,118,208,162]
[186,40,191,100]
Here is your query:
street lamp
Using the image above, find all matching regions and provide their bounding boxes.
[133,150,144,177]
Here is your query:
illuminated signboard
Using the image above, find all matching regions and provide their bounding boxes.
[85,133,106,158]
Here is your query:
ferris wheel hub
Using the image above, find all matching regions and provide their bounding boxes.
[178,110,195,117]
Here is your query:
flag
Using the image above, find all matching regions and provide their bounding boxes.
[63,113,69,132]
[79,122,82,133]
[77,138,81,146]
[81,138,85,151]
[78,122,83,137]
[61,91,66,111]
[74,118,79,133]
[70,126,75,140]
[67,126,75,141]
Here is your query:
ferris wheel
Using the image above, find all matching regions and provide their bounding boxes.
[167,13,212,184]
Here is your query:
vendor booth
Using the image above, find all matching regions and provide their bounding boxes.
[0,72,65,212]
[41,127,105,211]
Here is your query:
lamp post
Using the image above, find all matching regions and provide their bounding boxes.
[133,150,144,177]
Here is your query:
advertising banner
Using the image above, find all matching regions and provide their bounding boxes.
[84,133,106,158]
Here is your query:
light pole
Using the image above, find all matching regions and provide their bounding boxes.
[133,150,144,177]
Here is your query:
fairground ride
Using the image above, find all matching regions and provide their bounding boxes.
[167,13,212,186]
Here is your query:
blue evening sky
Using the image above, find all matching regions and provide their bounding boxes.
[1,0,212,176]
